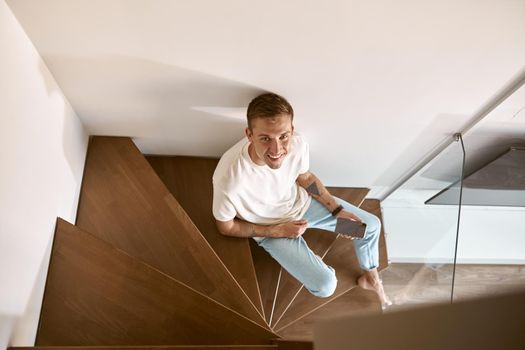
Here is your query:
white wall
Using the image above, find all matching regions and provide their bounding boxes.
[6,0,525,198]
[0,2,88,349]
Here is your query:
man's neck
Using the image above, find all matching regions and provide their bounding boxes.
[247,143,265,166]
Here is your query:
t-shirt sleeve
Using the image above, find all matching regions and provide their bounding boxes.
[298,137,310,174]
[212,185,237,221]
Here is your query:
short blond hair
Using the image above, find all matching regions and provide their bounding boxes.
[247,93,294,129]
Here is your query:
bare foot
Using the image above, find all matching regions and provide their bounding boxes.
[357,271,392,309]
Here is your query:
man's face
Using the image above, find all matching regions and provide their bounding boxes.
[245,114,294,169]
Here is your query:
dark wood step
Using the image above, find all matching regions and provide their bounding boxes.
[270,187,369,327]
[10,344,311,350]
[14,347,277,350]
[269,229,335,328]
[273,234,364,331]
[75,137,266,328]
[271,340,313,350]
[37,218,276,345]
[146,155,264,318]
[11,342,312,350]
[249,239,282,324]
[276,288,381,341]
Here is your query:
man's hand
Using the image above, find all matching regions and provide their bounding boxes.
[271,220,308,238]
[336,209,362,223]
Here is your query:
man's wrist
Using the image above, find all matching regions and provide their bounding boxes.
[265,224,278,238]
[251,223,277,238]
[331,204,344,217]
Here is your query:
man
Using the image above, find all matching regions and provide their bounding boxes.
[212,93,390,307]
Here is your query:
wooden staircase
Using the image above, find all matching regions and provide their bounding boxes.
[12,136,389,349]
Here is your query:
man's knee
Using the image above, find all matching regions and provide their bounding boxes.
[309,271,337,298]
[366,214,381,237]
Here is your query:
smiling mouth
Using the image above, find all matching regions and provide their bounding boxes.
[267,154,282,161]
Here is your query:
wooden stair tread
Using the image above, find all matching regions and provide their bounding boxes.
[270,341,313,350]
[270,229,335,328]
[359,199,389,270]
[274,234,364,331]
[75,137,265,327]
[276,288,382,341]
[16,347,278,350]
[249,239,282,324]
[11,342,312,350]
[146,156,263,317]
[270,187,369,327]
[37,218,276,345]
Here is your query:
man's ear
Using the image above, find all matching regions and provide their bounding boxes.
[245,127,253,141]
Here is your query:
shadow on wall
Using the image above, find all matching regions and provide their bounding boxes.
[5,59,84,347]
[37,60,88,221]
[42,54,268,156]
[0,315,15,350]
[6,238,54,347]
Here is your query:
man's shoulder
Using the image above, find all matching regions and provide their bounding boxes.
[213,137,248,189]
[291,132,309,157]
[292,132,308,147]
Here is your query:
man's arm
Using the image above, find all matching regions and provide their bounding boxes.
[296,171,362,222]
[216,217,308,239]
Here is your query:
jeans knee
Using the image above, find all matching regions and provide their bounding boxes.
[367,215,381,236]
[310,271,337,298]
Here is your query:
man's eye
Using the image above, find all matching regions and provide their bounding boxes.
[261,137,270,142]
[280,135,289,140]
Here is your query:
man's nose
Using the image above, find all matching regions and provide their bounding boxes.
[269,139,282,154]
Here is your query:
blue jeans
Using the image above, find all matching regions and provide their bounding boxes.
[256,197,381,297]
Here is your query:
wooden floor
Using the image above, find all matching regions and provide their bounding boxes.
[381,263,525,311]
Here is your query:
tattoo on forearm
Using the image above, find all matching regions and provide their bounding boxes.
[304,178,337,211]
[305,182,321,196]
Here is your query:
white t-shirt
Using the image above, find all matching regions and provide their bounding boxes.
[212,134,312,225]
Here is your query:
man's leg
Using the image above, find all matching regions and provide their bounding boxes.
[303,197,391,307]
[256,236,337,298]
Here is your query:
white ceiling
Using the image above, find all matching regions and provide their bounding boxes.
[6,0,525,197]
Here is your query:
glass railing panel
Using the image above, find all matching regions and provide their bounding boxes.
[453,83,525,302]
[380,136,464,309]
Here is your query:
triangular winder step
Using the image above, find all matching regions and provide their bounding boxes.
[249,238,282,325]
[273,198,389,332]
[34,134,388,347]
[13,348,278,350]
[37,219,277,345]
[270,187,370,328]
[75,137,266,328]
[273,229,364,331]
[10,343,311,350]
[146,155,264,318]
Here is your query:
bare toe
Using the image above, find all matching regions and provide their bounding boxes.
[357,274,391,309]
